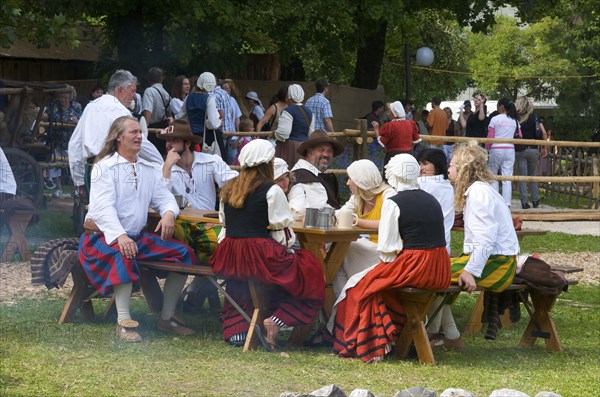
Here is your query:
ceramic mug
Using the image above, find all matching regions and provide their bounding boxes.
[338,208,358,229]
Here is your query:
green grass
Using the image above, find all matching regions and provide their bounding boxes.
[1,287,599,396]
[450,231,600,256]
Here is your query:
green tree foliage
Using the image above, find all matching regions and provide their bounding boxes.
[468,16,574,101]
[382,9,471,108]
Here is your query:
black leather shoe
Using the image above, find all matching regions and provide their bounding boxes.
[522,203,530,209]
[532,200,540,208]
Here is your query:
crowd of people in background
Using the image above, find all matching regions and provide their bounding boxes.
[1,66,557,361]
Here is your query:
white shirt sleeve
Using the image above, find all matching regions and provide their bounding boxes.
[377,198,403,263]
[68,124,85,186]
[139,135,164,167]
[176,96,188,120]
[149,171,179,219]
[205,96,221,130]
[0,148,17,195]
[463,190,499,278]
[212,156,239,188]
[287,183,308,221]
[309,114,315,134]
[217,200,227,243]
[275,110,293,141]
[267,185,296,247]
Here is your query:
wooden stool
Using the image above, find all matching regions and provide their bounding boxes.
[243,281,276,352]
[1,209,33,262]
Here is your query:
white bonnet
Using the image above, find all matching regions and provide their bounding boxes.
[238,139,275,168]
[389,101,406,119]
[347,159,383,191]
[273,157,289,180]
[288,84,305,103]
[385,153,420,191]
[197,72,217,92]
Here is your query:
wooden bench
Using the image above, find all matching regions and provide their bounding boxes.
[392,279,578,365]
[59,260,271,350]
[1,209,34,262]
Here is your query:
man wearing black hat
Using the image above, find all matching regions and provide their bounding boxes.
[288,130,344,220]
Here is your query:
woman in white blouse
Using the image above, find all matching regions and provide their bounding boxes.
[448,142,519,292]
[417,148,463,351]
[169,75,190,117]
[486,97,521,207]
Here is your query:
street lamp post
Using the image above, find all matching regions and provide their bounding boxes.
[404,45,435,100]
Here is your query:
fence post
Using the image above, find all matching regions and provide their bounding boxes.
[359,118,368,160]
[593,157,599,209]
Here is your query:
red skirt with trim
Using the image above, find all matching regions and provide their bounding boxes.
[210,237,325,339]
[332,246,450,362]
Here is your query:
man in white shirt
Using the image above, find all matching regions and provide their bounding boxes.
[288,130,344,220]
[68,69,163,200]
[81,115,197,342]
[0,147,17,197]
[157,119,239,311]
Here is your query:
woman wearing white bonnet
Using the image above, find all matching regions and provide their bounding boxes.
[371,100,422,173]
[210,139,325,351]
[329,153,450,363]
[273,157,293,194]
[274,84,315,167]
[332,159,395,296]
[180,71,222,153]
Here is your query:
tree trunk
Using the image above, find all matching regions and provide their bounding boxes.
[352,21,387,89]
[110,7,146,80]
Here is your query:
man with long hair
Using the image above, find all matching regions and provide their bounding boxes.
[80,115,197,342]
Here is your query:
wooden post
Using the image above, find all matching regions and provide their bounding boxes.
[593,157,599,209]
[359,118,368,160]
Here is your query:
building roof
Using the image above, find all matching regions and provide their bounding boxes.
[0,34,102,62]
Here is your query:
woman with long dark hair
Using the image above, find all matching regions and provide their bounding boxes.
[486,97,521,207]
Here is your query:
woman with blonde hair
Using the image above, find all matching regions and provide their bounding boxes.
[333,159,396,295]
[448,142,519,292]
[210,139,324,350]
[514,96,548,209]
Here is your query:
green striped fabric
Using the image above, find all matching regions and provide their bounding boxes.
[173,220,221,262]
[451,254,516,292]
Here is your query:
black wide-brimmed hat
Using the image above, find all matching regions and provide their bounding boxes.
[296,130,345,157]
[156,119,202,144]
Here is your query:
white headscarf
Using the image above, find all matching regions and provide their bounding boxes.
[347,159,384,192]
[389,101,406,119]
[288,84,305,104]
[273,157,289,180]
[197,72,217,92]
[238,139,275,168]
[385,153,420,191]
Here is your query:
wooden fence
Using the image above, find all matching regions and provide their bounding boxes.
[223,122,600,209]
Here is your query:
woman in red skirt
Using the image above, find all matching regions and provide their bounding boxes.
[328,153,451,362]
[210,139,325,350]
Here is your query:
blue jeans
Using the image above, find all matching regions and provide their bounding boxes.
[515,148,540,204]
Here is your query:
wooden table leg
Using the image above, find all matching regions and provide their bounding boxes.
[519,291,562,351]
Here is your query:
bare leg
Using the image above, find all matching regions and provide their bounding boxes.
[263,317,281,352]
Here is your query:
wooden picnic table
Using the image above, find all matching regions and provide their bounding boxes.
[150,208,376,319]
